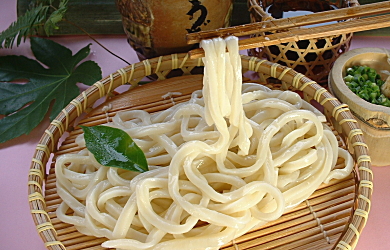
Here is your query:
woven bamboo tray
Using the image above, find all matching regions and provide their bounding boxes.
[28,54,372,250]
[247,0,359,85]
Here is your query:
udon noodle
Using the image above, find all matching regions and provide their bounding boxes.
[55,36,353,250]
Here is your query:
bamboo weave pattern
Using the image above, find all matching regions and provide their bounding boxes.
[28,54,372,250]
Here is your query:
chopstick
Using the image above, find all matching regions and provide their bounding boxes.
[187,1,390,59]
[186,1,390,44]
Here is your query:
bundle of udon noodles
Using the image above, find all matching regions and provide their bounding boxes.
[55,36,353,250]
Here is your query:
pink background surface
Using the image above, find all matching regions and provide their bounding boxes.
[1,0,389,249]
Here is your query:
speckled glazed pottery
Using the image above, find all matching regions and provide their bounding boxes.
[116,0,233,60]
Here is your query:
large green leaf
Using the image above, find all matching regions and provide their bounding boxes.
[0,37,102,143]
[81,125,149,173]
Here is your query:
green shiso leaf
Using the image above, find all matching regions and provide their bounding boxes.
[81,125,149,173]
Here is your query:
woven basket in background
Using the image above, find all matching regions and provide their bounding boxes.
[248,0,360,85]
[28,54,372,250]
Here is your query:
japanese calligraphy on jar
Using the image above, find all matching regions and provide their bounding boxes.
[116,0,233,60]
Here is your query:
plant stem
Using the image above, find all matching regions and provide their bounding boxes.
[63,19,131,65]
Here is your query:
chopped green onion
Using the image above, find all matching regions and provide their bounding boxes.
[344,65,390,107]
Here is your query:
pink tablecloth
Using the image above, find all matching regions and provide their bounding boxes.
[1,0,389,249]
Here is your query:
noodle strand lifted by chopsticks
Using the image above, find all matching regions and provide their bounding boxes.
[56,36,353,250]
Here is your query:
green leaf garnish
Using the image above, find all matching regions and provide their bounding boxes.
[81,125,149,173]
[0,0,68,49]
[0,37,102,143]
[0,4,48,49]
[44,0,68,36]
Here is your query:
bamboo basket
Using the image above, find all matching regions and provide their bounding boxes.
[28,54,372,250]
[247,0,359,85]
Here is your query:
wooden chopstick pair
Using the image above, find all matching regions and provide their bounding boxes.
[186,1,390,59]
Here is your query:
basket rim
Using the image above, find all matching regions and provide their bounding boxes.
[248,0,361,22]
[27,53,372,250]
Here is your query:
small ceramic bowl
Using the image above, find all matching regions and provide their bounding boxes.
[329,47,390,166]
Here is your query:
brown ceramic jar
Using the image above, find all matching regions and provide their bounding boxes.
[116,0,233,60]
